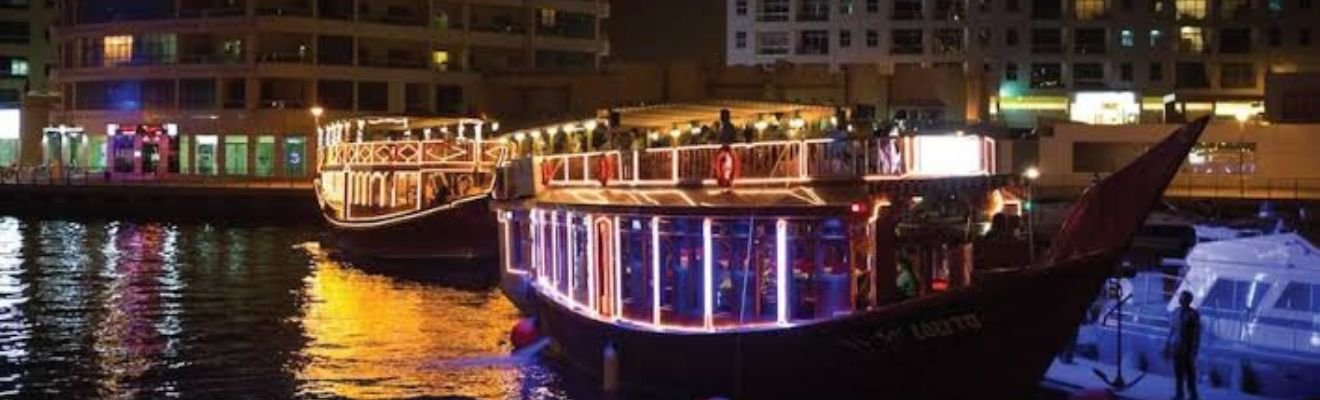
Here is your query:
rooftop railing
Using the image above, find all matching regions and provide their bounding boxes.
[321,139,506,170]
[532,136,994,188]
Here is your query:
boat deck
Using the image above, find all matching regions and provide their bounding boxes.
[1045,358,1277,400]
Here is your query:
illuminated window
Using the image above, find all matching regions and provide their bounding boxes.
[255,135,276,177]
[538,8,557,27]
[1150,29,1163,48]
[6,57,25,76]
[1069,92,1139,124]
[840,0,855,14]
[195,135,218,175]
[1120,29,1134,47]
[103,35,133,66]
[223,135,249,176]
[1074,0,1106,19]
[432,50,450,70]
[1175,0,1206,19]
[1187,142,1256,174]
[284,136,307,176]
[1178,26,1204,53]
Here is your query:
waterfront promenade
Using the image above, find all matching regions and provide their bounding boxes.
[0,167,316,219]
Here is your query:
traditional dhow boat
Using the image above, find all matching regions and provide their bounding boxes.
[491,100,1210,399]
[315,116,507,260]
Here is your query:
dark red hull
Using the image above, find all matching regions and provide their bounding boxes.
[325,199,499,261]
[532,253,1116,399]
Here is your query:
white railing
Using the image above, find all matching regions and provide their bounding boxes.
[317,139,507,223]
[1035,173,1320,201]
[534,136,993,188]
[321,139,506,170]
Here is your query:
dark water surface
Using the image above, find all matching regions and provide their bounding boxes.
[0,217,579,399]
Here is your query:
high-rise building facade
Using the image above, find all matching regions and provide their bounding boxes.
[49,0,608,179]
[726,0,1320,126]
[0,0,59,166]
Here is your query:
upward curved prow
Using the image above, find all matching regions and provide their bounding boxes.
[1044,116,1211,265]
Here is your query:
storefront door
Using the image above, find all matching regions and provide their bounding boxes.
[111,136,136,173]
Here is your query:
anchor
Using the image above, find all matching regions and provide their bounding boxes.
[1093,278,1146,390]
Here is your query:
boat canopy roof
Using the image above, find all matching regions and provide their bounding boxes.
[320,115,495,145]
[1187,233,1320,272]
[507,100,837,138]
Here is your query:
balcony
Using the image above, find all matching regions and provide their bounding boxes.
[531,136,996,189]
[470,5,528,35]
[357,40,429,69]
[256,34,313,64]
[255,0,313,17]
[178,0,246,18]
[359,0,428,26]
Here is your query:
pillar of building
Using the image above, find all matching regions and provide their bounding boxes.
[18,94,56,167]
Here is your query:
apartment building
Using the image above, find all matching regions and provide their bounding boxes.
[726,0,1320,127]
[0,0,59,166]
[46,0,608,179]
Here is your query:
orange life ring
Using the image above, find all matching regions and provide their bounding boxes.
[596,155,615,186]
[540,160,555,186]
[713,145,738,188]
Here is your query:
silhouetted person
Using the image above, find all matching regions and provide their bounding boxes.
[1166,291,1201,400]
[718,109,737,145]
[895,259,917,301]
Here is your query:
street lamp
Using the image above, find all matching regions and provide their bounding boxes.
[1023,166,1041,264]
[310,106,325,169]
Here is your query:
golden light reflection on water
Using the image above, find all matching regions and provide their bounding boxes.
[298,247,526,399]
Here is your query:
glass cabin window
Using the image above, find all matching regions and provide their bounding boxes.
[1274,283,1315,312]
[1202,279,1271,311]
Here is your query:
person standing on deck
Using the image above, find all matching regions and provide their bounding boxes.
[1166,291,1202,400]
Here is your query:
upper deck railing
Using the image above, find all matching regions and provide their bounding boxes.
[527,135,996,188]
[320,139,506,170]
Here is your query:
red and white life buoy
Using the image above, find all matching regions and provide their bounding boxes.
[713,145,738,188]
[540,160,555,186]
[596,154,615,186]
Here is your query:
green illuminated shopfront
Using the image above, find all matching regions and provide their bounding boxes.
[40,125,312,179]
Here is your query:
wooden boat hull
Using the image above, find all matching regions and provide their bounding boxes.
[531,253,1116,399]
[324,198,499,261]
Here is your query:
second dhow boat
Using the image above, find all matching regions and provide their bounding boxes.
[315,116,507,261]
[491,101,1210,399]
